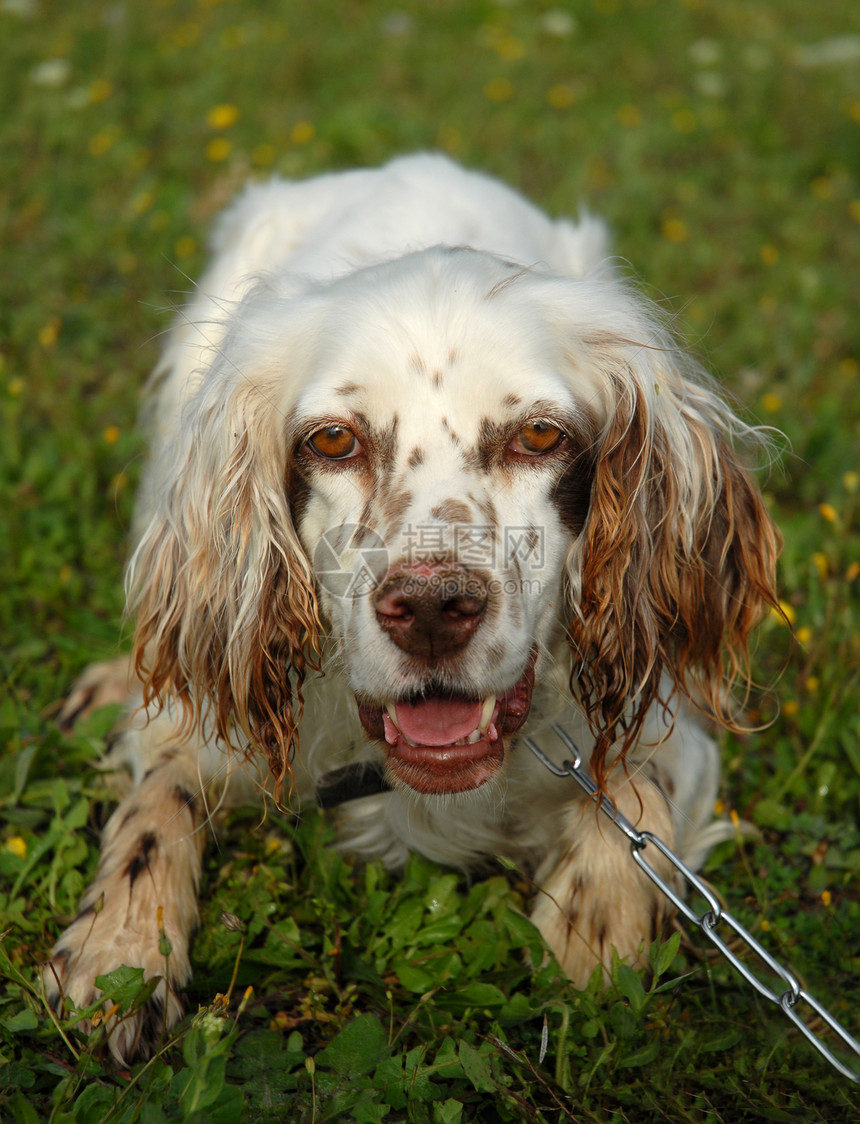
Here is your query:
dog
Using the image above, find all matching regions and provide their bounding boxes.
[44,153,780,1062]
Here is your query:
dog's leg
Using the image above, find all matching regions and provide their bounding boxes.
[43,715,213,1063]
[529,778,676,987]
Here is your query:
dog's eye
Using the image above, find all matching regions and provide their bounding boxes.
[513,421,565,455]
[307,425,360,460]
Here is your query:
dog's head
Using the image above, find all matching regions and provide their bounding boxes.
[130,248,780,796]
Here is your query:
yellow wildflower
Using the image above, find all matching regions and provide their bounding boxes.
[772,600,795,626]
[760,391,782,412]
[89,128,119,156]
[616,103,642,127]
[206,137,232,162]
[484,77,514,103]
[290,121,315,145]
[671,108,697,133]
[39,318,61,348]
[493,35,525,61]
[103,425,120,445]
[661,218,689,244]
[547,84,576,110]
[90,78,113,103]
[132,191,154,215]
[206,104,240,129]
[5,836,27,859]
[818,502,837,523]
[174,235,196,259]
[760,244,779,265]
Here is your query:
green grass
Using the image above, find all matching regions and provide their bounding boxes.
[2,0,859,1119]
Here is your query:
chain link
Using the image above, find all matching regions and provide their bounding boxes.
[524,726,860,1084]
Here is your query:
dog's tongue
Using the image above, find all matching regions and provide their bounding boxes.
[391,697,483,746]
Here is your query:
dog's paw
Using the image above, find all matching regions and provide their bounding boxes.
[530,787,675,988]
[42,900,188,1063]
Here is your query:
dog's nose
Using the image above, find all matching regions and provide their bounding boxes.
[374,567,488,658]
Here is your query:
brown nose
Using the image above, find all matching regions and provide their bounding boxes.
[374,567,488,658]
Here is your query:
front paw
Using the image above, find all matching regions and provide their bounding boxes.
[43,902,188,1062]
[530,789,675,988]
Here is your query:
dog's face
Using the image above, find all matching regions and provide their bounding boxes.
[288,252,601,794]
[130,246,779,800]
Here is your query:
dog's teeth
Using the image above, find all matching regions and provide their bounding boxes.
[384,702,402,732]
[479,694,496,732]
[467,728,483,744]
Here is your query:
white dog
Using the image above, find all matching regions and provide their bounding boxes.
[44,154,780,1061]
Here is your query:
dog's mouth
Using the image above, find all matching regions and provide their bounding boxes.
[355,654,536,794]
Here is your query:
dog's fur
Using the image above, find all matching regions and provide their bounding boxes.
[43,154,780,1061]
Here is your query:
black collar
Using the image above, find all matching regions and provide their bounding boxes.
[315,761,392,809]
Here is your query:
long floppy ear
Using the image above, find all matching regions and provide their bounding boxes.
[127,373,321,795]
[567,349,781,790]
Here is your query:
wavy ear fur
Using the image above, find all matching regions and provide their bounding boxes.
[127,373,321,794]
[567,348,781,789]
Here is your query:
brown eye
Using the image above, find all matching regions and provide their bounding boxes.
[514,420,565,455]
[307,425,360,460]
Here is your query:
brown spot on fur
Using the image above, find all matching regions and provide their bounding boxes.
[125,832,158,887]
[355,412,399,472]
[174,786,197,817]
[382,487,412,528]
[475,417,509,471]
[502,393,522,409]
[407,447,424,468]
[430,499,472,525]
[431,370,443,388]
[334,382,361,397]
[441,418,461,446]
[448,347,459,366]
[357,499,375,534]
[141,748,178,783]
[409,354,426,374]
[119,804,141,831]
[471,493,499,529]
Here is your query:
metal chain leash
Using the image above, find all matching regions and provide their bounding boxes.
[524,725,860,1084]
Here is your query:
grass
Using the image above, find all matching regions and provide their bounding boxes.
[1,0,859,1119]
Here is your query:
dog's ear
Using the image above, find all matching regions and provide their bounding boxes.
[128,374,321,794]
[566,356,781,789]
